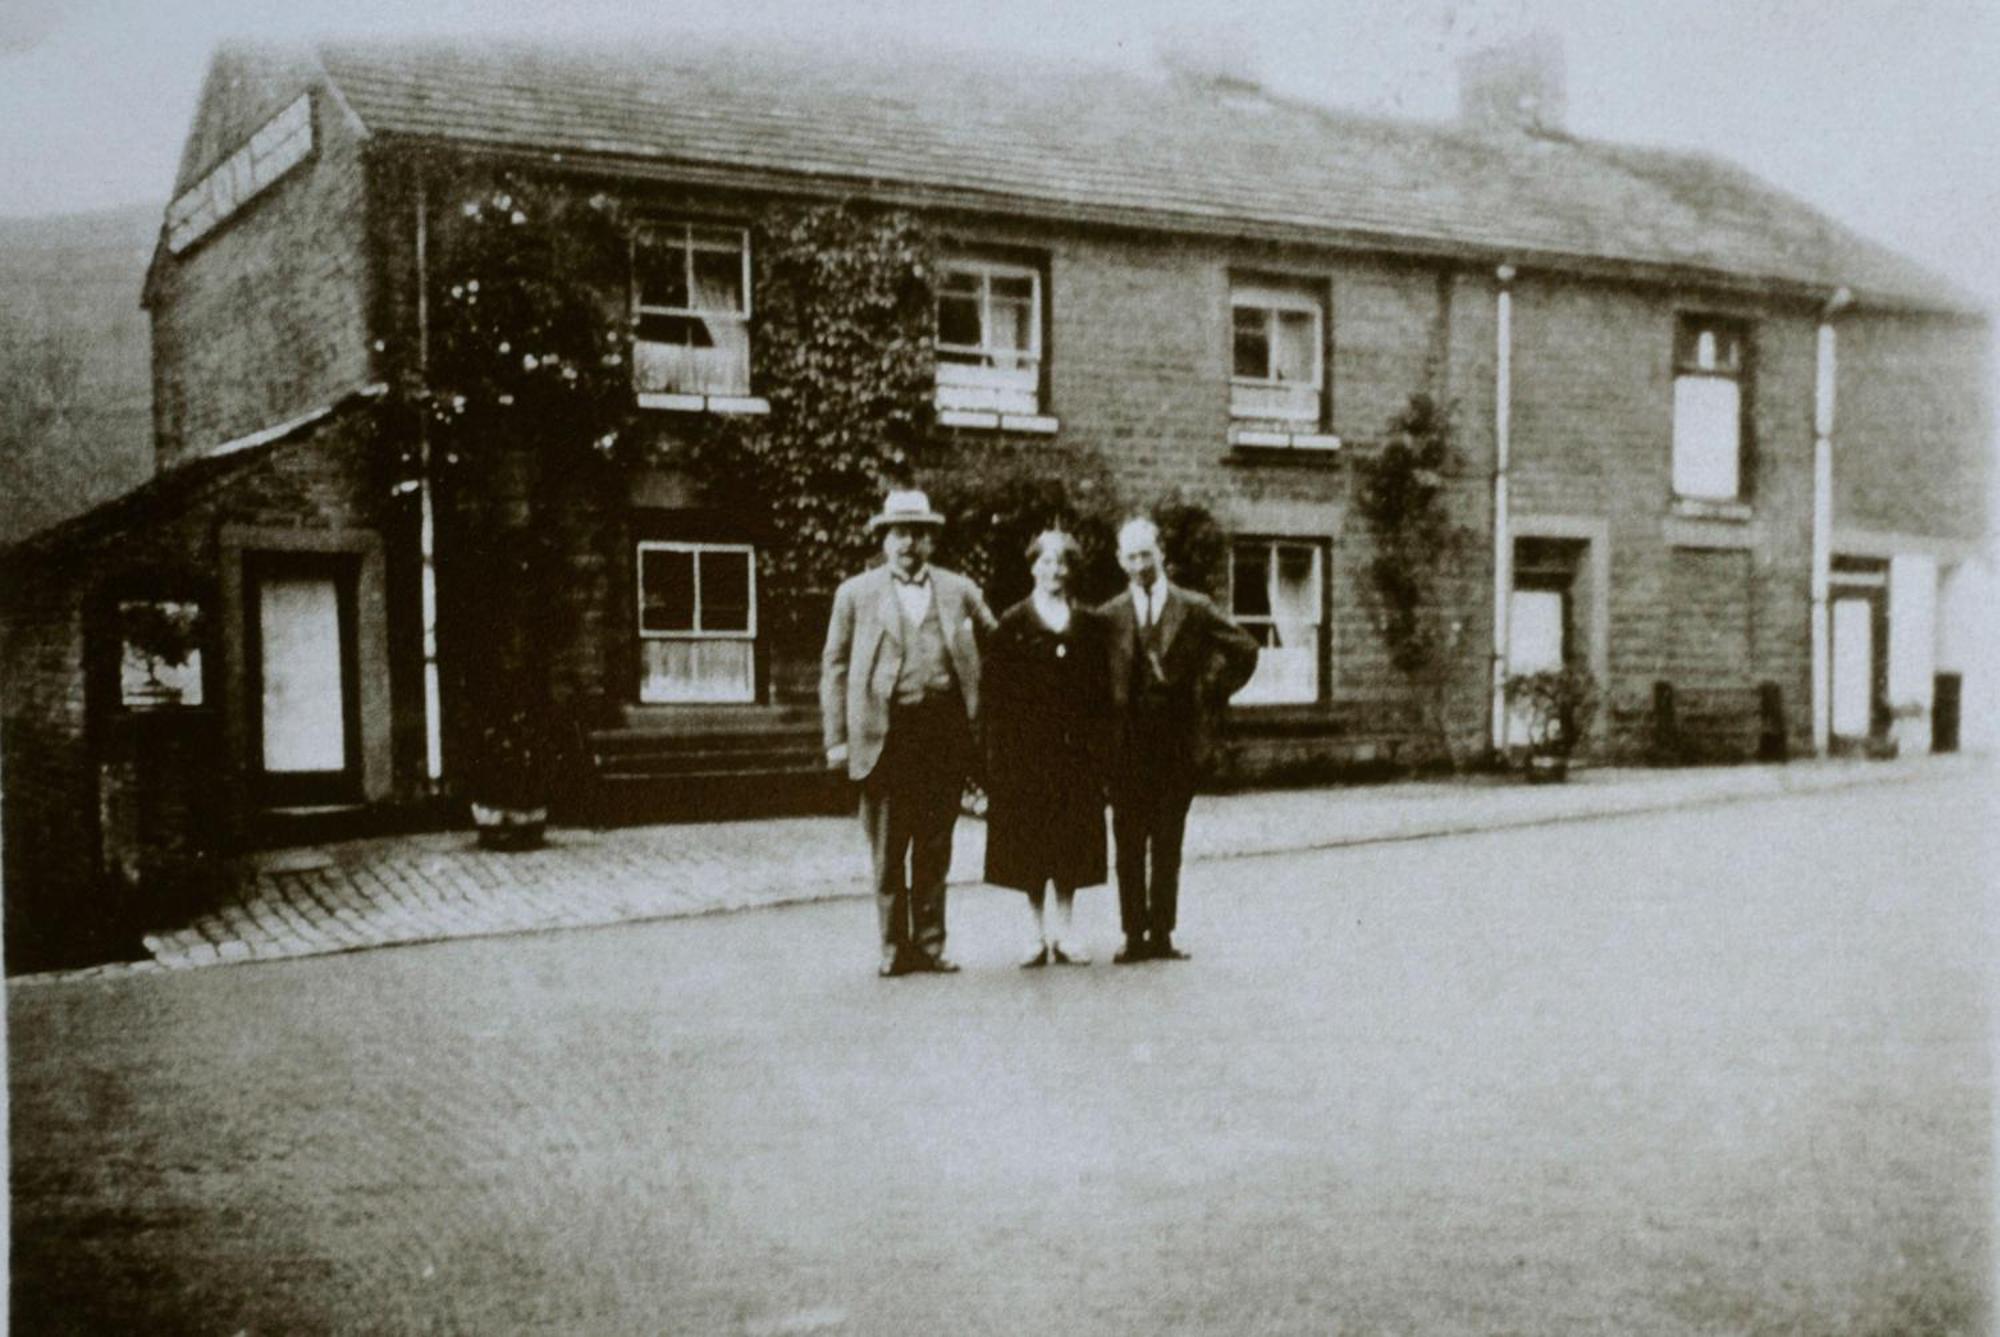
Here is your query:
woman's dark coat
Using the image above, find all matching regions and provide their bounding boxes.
[981,599,1110,893]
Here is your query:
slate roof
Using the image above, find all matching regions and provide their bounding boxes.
[0,391,375,569]
[291,39,1972,314]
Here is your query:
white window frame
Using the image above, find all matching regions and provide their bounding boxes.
[1228,538,1326,706]
[934,257,1043,414]
[632,223,754,404]
[637,541,759,641]
[1230,280,1325,424]
[637,541,758,704]
[1671,315,1748,503]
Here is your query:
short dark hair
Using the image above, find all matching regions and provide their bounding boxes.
[1025,529,1080,566]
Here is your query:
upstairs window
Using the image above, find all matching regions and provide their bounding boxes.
[1671,316,1749,501]
[637,542,757,704]
[1229,538,1325,705]
[1231,279,1324,423]
[935,258,1042,414]
[633,224,751,399]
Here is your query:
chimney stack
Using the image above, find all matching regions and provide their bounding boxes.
[1458,28,1566,134]
[1155,25,1264,98]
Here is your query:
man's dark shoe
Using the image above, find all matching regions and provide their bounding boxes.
[879,950,910,978]
[1113,938,1150,965]
[1153,937,1191,961]
[915,954,961,974]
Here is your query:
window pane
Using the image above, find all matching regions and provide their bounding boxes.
[689,224,743,252]
[937,292,982,349]
[1233,307,1270,379]
[990,274,1035,305]
[1676,319,1743,374]
[699,551,752,633]
[641,549,696,632]
[1232,544,1272,617]
[939,270,981,296]
[119,600,204,708]
[987,296,1033,361]
[635,235,690,310]
[1274,310,1317,384]
[1273,545,1319,621]
[635,312,710,347]
[640,639,754,704]
[690,245,745,314]
[1713,328,1742,372]
[1672,376,1741,499]
[634,316,749,395]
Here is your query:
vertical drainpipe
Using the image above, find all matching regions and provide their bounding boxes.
[415,166,444,784]
[1489,264,1516,755]
[1810,286,1852,755]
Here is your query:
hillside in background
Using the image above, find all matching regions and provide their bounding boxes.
[0,203,158,547]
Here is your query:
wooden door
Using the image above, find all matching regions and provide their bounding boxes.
[247,556,360,804]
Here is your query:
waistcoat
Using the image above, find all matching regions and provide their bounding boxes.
[893,585,959,705]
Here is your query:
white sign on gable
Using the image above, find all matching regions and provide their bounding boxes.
[166,95,315,255]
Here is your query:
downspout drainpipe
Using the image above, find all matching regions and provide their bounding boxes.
[415,166,444,784]
[1810,286,1851,756]
[1489,264,1516,756]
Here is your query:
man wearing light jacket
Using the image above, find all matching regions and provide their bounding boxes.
[821,489,996,977]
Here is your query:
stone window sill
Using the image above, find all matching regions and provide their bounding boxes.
[1670,496,1752,522]
[936,408,1061,435]
[1229,423,1341,455]
[637,393,771,415]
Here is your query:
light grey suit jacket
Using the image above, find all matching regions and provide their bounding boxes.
[820,563,996,780]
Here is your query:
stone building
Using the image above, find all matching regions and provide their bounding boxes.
[1,37,1988,963]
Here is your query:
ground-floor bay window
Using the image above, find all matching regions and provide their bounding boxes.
[638,541,757,703]
[1229,538,1325,705]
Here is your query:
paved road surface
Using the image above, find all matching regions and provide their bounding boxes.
[10,775,1992,1334]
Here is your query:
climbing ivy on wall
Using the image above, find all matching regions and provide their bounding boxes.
[681,202,937,628]
[1353,393,1478,768]
[387,162,636,808]
[387,161,633,508]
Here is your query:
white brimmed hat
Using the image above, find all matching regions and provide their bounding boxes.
[867,488,946,531]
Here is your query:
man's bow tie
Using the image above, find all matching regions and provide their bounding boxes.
[894,572,929,587]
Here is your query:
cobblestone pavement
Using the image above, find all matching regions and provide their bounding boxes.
[18,753,1977,985]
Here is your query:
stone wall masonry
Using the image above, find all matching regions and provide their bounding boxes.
[140,152,1991,793]
[1836,311,1993,544]
[1504,275,1821,756]
[149,75,377,468]
[1,409,420,967]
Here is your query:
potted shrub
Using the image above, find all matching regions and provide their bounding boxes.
[1504,665,1599,782]
[468,701,553,849]
[406,170,630,849]
[452,524,565,850]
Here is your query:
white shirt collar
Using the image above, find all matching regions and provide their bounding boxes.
[1130,581,1164,626]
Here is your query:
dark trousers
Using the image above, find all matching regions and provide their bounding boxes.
[1110,716,1196,945]
[859,696,969,962]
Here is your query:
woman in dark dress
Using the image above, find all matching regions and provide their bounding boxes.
[983,530,1110,966]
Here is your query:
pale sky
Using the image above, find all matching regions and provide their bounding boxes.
[2,0,1996,312]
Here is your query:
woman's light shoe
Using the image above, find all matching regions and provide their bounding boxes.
[1018,943,1050,969]
[1051,939,1092,965]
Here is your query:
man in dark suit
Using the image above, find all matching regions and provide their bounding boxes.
[1100,516,1260,963]
[821,489,996,977]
